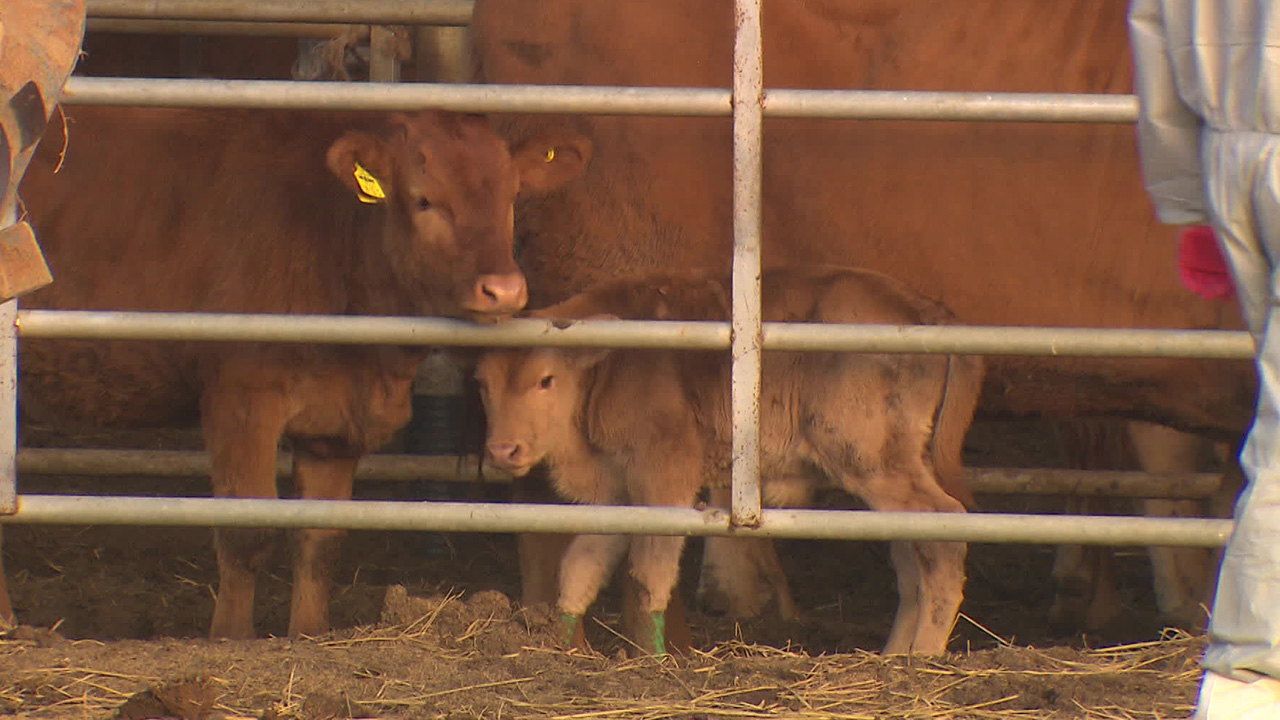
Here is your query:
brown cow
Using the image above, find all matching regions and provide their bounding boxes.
[12,106,590,638]
[475,266,984,655]
[470,0,1257,635]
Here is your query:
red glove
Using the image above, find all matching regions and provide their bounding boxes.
[1178,225,1235,301]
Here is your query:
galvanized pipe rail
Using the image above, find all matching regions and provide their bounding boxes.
[16,310,1256,360]
[3,495,1234,547]
[85,19,371,37]
[85,0,475,25]
[61,76,1140,124]
[15,448,1225,500]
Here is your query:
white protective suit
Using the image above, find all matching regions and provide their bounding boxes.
[1130,0,1280,712]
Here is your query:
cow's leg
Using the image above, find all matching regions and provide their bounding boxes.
[288,441,359,638]
[1126,420,1220,631]
[0,528,12,627]
[203,385,291,639]
[556,533,629,647]
[1049,514,1122,632]
[845,472,967,655]
[696,487,799,621]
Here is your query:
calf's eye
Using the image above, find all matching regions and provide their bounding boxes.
[417,197,432,211]
[539,375,554,390]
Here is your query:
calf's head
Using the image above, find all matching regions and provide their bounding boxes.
[475,345,611,475]
[327,112,590,322]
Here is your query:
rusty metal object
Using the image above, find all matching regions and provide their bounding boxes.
[0,0,86,301]
[0,222,50,300]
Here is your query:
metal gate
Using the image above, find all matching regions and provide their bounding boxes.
[0,0,1242,551]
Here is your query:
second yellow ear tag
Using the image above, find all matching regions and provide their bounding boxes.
[353,162,386,204]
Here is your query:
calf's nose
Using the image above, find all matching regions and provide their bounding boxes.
[486,441,527,467]
[468,272,528,316]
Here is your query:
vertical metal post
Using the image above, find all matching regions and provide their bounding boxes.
[369,25,403,82]
[730,0,764,527]
[0,205,17,514]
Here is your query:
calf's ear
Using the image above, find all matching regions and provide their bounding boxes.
[513,133,593,195]
[327,132,393,204]
[566,314,621,369]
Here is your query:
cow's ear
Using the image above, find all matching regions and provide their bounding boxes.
[566,314,620,369]
[512,133,592,195]
[327,132,392,204]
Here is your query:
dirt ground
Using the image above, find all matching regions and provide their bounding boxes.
[1,419,1208,718]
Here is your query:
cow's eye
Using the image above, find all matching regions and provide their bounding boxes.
[417,197,432,211]
[539,375,554,390]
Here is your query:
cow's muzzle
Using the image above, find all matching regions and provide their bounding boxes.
[463,271,528,320]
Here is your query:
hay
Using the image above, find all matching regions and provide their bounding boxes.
[0,613,1205,719]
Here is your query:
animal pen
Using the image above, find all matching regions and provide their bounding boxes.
[0,1,1249,717]
[0,0,1244,546]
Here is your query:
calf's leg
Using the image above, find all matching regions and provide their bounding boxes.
[696,489,798,620]
[289,442,359,638]
[203,386,291,639]
[847,470,967,655]
[557,533,629,646]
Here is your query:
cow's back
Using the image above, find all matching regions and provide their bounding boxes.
[18,107,366,427]
[472,0,1255,436]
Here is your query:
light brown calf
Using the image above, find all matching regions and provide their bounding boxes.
[475,266,984,655]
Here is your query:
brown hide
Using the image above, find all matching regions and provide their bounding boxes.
[471,0,1255,437]
[15,107,585,638]
[476,267,982,653]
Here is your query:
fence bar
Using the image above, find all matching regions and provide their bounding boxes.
[729,0,765,527]
[15,311,733,348]
[14,447,1225,499]
[969,467,1221,499]
[0,495,1232,546]
[766,89,1138,123]
[0,300,13,515]
[62,78,732,116]
[59,78,1142,124]
[85,0,474,25]
[16,447,495,484]
[16,310,1256,359]
[762,322,1255,359]
[86,19,359,37]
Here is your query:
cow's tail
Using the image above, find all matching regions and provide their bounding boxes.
[931,353,986,510]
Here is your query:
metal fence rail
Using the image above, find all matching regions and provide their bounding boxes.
[14,448,1226,499]
[85,0,475,25]
[61,76,1140,123]
[17,310,1256,359]
[4,495,1234,547]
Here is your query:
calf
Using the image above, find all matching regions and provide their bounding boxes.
[15,107,590,638]
[475,266,984,655]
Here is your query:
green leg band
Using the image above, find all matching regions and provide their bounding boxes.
[649,610,667,655]
[557,611,581,647]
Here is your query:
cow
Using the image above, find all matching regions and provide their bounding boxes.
[468,0,1258,639]
[475,266,985,655]
[10,106,590,638]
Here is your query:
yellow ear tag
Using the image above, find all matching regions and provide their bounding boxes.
[544,148,556,163]
[353,162,386,204]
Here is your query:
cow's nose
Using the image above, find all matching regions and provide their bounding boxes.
[486,441,526,467]
[469,272,528,316]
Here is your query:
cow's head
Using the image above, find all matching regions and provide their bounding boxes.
[327,112,591,322]
[475,341,612,476]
